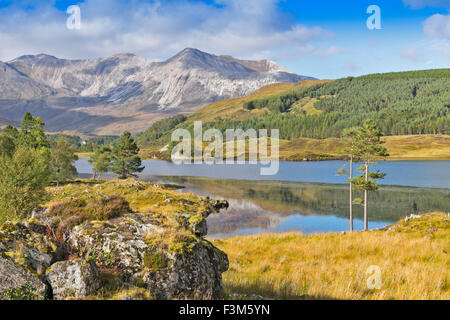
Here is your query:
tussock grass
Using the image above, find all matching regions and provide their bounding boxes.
[214,212,450,300]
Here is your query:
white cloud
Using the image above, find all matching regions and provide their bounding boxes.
[0,0,343,63]
[423,13,450,39]
[403,0,450,9]
[422,13,450,66]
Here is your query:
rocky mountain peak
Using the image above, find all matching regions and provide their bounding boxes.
[0,49,315,134]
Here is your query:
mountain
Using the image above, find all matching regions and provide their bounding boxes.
[0,116,19,128]
[0,48,313,135]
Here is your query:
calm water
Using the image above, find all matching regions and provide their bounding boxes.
[75,159,450,238]
[76,158,450,188]
[151,176,450,238]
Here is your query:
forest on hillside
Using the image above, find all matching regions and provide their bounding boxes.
[137,69,450,147]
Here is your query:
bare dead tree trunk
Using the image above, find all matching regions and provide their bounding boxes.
[349,156,353,232]
[364,160,369,231]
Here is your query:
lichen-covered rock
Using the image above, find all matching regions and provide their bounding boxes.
[69,212,229,299]
[0,221,59,276]
[189,215,208,236]
[46,259,101,300]
[69,213,163,279]
[0,256,47,300]
[144,239,229,299]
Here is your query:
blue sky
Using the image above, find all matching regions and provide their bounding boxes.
[0,0,449,78]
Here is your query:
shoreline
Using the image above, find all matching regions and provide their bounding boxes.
[77,173,450,190]
[77,153,450,162]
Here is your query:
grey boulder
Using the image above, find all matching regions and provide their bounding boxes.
[46,259,101,300]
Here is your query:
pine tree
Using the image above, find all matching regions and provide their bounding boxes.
[350,120,389,230]
[0,113,51,223]
[50,135,79,185]
[110,132,144,179]
[341,127,364,232]
[0,132,16,158]
[18,112,49,150]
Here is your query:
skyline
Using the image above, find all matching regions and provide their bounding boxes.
[0,0,448,79]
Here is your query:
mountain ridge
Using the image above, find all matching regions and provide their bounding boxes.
[0,48,313,134]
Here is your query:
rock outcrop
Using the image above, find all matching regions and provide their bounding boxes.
[0,256,47,300]
[0,220,58,299]
[69,212,228,299]
[0,195,229,300]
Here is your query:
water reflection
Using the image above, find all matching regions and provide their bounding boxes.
[76,158,450,189]
[150,176,450,238]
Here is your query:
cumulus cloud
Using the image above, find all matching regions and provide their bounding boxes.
[422,13,450,65]
[0,0,343,62]
[403,0,450,9]
[423,13,450,39]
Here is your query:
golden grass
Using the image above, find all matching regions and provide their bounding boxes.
[279,137,344,160]
[384,135,450,160]
[213,212,450,300]
[279,135,450,161]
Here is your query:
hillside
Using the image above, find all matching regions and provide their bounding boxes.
[136,69,450,160]
[135,79,329,149]
[0,49,311,135]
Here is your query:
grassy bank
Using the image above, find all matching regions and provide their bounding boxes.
[138,134,450,162]
[213,212,450,300]
[279,134,450,161]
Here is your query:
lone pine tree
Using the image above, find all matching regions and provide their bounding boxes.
[341,127,364,232]
[111,131,144,179]
[349,120,389,231]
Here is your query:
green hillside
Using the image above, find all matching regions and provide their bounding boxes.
[136,69,450,154]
